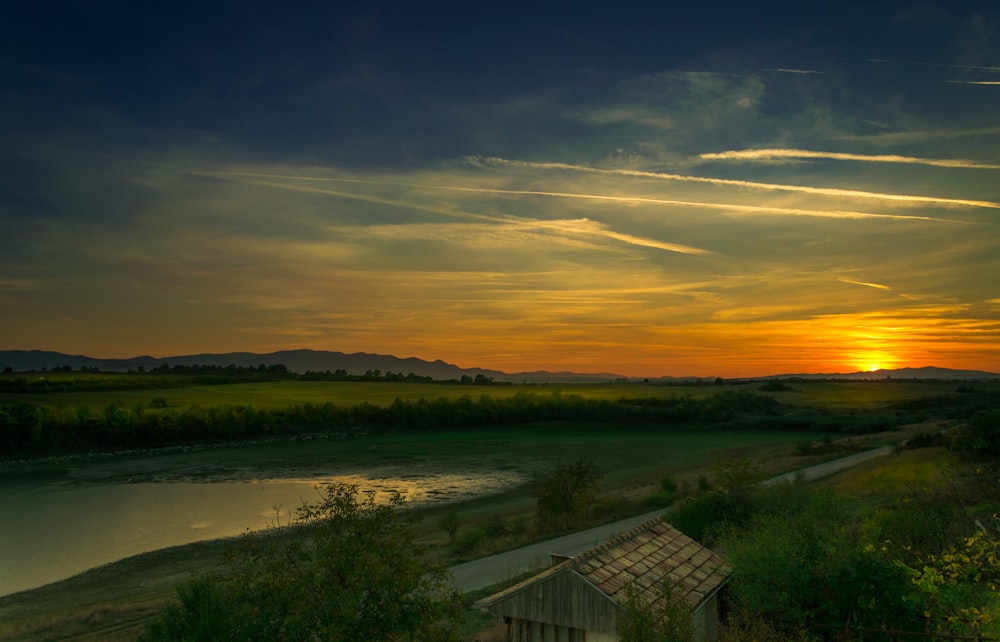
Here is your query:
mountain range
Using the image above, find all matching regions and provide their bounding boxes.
[0,350,997,382]
[0,349,622,383]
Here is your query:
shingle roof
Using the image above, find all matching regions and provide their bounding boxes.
[570,517,730,609]
[477,517,730,612]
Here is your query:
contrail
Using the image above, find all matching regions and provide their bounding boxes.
[838,278,892,291]
[195,170,967,224]
[868,58,1000,74]
[764,68,823,74]
[945,80,1000,86]
[194,172,712,255]
[472,157,997,210]
[697,148,1000,171]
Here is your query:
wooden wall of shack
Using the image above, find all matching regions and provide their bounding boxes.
[484,568,619,635]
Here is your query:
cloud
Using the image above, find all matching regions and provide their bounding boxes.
[868,58,1000,74]
[763,68,823,74]
[697,148,1000,170]
[837,278,892,291]
[195,170,712,255]
[471,157,994,213]
[211,167,966,223]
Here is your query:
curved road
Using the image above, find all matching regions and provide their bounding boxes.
[450,445,894,592]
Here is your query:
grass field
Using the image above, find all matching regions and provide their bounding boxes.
[761,379,1000,409]
[0,378,730,409]
[817,446,955,497]
[3,376,995,411]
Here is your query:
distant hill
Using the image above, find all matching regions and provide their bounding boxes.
[0,349,624,383]
[764,365,1000,381]
[0,350,996,382]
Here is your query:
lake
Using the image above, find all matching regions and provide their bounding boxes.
[0,465,527,596]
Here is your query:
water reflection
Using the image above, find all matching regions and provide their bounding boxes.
[0,469,525,597]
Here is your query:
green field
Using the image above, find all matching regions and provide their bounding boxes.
[759,379,1000,409]
[3,376,994,411]
[0,378,726,409]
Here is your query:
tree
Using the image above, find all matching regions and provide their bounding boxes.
[616,578,694,642]
[438,511,463,545]
[721,489,923,636]
[141,483,463,641]
[957,410,1000,459]
[907,528,1000,638]
[535,457,604,531]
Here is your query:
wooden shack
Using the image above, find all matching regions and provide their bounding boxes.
[475,518,730,641]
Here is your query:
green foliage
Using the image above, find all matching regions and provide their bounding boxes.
[665,461,771,545]
[957,410,1000,459]
[717,609,813,642]
[535,456,604,531]
[449,527,486,556]
[759,380,796,392]
[867,496,967,564]
[616,579,694,642]
[10,378,979,457]
[905,529,1000,637]
[1,389,797,457]
[141,483,462,641]
[438,511,463,544]
[721,488,923,637]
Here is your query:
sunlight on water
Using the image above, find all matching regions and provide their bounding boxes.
[0,468,526,597]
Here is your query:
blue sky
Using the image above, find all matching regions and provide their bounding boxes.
[2,1,999,376]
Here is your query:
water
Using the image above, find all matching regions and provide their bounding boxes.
[0,468,525,597]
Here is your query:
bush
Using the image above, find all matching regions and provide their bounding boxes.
[535,457,604,531]
[141,483,463,641]
[450,528,486,556]
[957,410,1000,459]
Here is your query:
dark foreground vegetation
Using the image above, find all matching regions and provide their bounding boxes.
[658,411,1000,642]
[141,484,464,642]
[137,412,1000,641]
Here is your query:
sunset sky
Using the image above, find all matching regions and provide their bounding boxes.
[3,2,999,378]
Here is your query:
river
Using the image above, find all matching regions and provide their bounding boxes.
[0,463,527,597]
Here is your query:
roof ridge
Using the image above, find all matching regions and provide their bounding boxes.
[571,515,671,567]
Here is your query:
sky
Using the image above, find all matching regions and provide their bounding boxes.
[2,1,999,378]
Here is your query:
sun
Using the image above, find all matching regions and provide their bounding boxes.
[853,350,898,373]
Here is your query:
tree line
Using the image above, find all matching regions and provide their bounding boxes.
[0,363,505,393]
[0,389,925,457]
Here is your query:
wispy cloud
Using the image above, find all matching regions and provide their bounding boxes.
[764,68,823,74]
[472,157,995,212]
[697,148,1000,170]
[838,278,892,291]
[868,58,1000,74]
[204,168,966,223]
[945,80,1000,86]
[0,278,45,291]
[195,171,712,255]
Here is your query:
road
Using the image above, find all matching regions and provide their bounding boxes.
[761,444,893,485]
[449,508,665,592]
[449,445,894,592]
